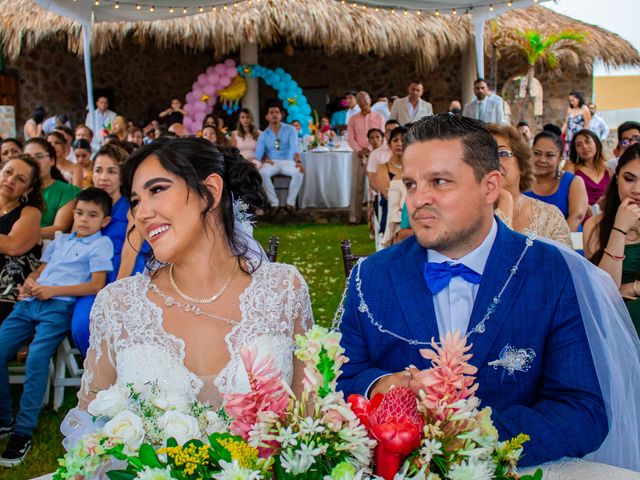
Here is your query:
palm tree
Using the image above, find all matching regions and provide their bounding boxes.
[515,30,585,121]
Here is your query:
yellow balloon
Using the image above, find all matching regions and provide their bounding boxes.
[219,76,248,102]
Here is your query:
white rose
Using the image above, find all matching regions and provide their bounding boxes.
[158,411,201,445]
[205,410,229,435]
[152,390,189,413]
[87,384,129,418]
[102,410,145,454]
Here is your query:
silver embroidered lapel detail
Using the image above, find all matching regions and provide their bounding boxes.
[488,344,536,375]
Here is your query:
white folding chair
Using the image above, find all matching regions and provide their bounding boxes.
[571,232,583,251]
[52,337,84,411]
[9,359,54,406]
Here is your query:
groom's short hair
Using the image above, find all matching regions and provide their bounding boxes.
[404,113,499,183]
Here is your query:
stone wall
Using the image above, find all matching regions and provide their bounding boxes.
[4,39,592,136]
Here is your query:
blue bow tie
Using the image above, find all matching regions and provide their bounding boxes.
[423,261,482,294]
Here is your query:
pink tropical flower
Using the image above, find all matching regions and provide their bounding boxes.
[223,347,290,442]
[413,331,478,421]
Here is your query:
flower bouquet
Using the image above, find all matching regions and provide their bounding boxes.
[53,327,540,480]
[348,331,542,480]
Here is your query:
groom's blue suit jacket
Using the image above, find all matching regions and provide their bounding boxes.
[337,220,608,466]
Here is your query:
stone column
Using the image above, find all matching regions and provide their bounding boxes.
[461,39,477,107]
[240,42,260,121]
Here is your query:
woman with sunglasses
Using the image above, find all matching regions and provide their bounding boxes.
[488,124,571,246]
[24,138,80,240]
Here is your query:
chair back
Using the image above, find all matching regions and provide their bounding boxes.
[267,236,280,262]
[341,239,369,278]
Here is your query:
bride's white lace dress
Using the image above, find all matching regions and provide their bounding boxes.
[78,262,312,409]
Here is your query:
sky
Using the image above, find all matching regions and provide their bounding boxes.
[544,0,640,76]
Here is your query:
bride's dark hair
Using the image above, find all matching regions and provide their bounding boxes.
[122,136,266,273]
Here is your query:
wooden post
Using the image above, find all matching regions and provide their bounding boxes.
[240,42,260,122]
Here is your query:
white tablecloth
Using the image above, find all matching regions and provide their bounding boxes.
[299,150,352,209]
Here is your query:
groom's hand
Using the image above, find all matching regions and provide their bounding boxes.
[369,367,419,397]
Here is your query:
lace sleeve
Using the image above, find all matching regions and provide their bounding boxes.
[78,287,119,408]
[286,266,314,398]
[530,200,572,248]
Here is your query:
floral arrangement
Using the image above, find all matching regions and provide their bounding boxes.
[53,327,540,480]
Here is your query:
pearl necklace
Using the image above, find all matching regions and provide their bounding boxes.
[169,262,238,304]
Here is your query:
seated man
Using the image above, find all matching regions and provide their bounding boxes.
[337,114,608,467]
[0,188,114,467]
[255,101,303,215]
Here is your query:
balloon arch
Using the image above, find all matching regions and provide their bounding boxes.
[182,60,313,135]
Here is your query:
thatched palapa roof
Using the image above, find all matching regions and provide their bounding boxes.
[0,0,638,73]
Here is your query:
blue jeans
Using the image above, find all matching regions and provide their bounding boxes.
[71,295,96,357]
[0,299,74,436]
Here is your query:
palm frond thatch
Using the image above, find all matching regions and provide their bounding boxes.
[0,1,637,73]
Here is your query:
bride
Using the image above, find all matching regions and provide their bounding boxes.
[77,136,312,411]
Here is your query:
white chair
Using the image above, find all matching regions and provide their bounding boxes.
[571,232,584,251]
[52,337,84,411]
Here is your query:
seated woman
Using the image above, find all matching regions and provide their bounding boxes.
[24,138,80,240]
[583,143,640,336]
[72,139,93,189]
[564,129,612,210]
[46,131,83,188]
[71,143,151,356]
[378,127,407,247]
[487,124,572,247]
[110,116,128,143]
[526,131,589,231]
[0,156,43,323]
[68,137,311,419]
[0,138,22,165]
[230,108,261,169]
[202,124,230,148]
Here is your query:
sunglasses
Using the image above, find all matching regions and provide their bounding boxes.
[620,135,640,148]
[497,150,514,158]
[274,139,281,151]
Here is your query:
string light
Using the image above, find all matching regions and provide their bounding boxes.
[149,5,154,11]
[489,4,494,11]
[212,5,217,10]
[403,9,408,15]
[182,6,187,12]
[416,10,421,15]
[135,3,141,9]
[94,0,99,5]
[199,6,204,12]
[223,4,228,9]
[114,2,119,8]
[507,1,513,5]
[169,6,174,12]
[435,9,439,15]
[452,8,457,15]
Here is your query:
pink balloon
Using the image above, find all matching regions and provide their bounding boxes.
[194,101,207,113]
[224,59,236,68]
[183,117,193,129]
[185,92,195,103]
[183,102,194,115]
[193,86,203,98]
[192,81,200,91]
[203,84,216,96]
[193,120,203,133]
[207,96,217,107]
[194,112,205,124]
[207,73,219,84]
[206,66,216,75]
[197,73,208,86]
[219,76,231,88]
[228,67,238,78]
[214,64,226,75]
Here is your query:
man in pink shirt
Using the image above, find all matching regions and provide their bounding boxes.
[347,91,384,224]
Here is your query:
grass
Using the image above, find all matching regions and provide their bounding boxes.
[0,222,374,479]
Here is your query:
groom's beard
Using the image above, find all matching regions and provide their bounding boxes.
[412,206,486,256]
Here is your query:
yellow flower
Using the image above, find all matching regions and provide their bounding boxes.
[157,443,210,474]
[218,438,259,468]
[505,433,530,452]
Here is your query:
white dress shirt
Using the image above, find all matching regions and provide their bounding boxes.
[345,105,361,125]
[428,219,497,336]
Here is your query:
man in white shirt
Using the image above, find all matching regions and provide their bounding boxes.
[371,94,391,122]
[344,91,361,126]
[338,114,608,467]
[85,96,117,150]
[588,103,610,142]
[389,80,433,126]
[463,79,505,125]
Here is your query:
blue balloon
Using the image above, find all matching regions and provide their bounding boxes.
[296,87,303,96]
[275,67,285,75]
[288,105,299,115]
[302,105,312,115]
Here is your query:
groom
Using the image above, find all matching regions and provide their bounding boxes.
[337,114,608,467]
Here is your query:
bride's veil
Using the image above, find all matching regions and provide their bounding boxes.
[548,240,640,471]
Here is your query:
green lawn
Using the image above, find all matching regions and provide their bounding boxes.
[0,222,374,479]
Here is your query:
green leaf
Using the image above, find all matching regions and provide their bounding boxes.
[167,437,178,448]
[106,472,137,480]
[138,443,163,468]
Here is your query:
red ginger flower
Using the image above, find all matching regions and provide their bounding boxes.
[413,331,478,421]
[349,387,423,480]
[223,347,290,442]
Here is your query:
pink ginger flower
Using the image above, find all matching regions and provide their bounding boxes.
[223,347,290,442]
[413,331,478,421]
